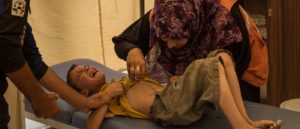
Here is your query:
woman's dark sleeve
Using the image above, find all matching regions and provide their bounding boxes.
[112,11,151,61]
[225,3,251,78]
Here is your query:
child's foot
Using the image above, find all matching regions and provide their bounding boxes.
[269,120,282,129]
[252,120,273,129]
[251,120,282,129]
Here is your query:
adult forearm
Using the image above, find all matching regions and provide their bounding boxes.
[7,63,62,118]
[39,69,89,109]
[7,63,47,102]
[112,11,151,60]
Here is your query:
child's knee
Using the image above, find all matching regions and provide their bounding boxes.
[218,62,225,75]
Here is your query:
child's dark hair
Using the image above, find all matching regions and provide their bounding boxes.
[66,64,81,92]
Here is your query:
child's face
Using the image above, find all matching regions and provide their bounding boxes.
[70,64,106,92]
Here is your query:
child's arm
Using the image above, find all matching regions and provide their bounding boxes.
[86,105,109,129]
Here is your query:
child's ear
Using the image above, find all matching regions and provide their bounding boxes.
[81,90,89,97]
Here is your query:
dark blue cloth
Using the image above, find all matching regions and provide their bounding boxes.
[0,23,48,128]
[22,23,48,80]
[0,95,9,129]
[0,0,48,127]
[0,23,48,89]
[0,0,4,14]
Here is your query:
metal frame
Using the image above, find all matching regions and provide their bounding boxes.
[140,0,145,17]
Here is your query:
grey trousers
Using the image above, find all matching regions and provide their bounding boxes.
[152,51,223,126]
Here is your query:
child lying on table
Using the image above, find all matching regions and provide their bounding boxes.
[66,50,282,129]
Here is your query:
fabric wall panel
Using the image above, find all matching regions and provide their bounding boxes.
[28,0,154,71]
[28,0,103,66]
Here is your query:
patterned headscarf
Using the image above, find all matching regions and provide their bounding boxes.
[148,0,242,76]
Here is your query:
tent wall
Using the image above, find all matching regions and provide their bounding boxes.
[27,0,153,70]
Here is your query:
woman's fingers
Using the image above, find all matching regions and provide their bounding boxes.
[127,65,146,80]
[128,65,135,79]
[126,48,146,80]
[135,65,145,80]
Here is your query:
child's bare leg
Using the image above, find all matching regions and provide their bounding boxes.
[217,52,252,123]
[217,53,282,129]
[218,62,256,129]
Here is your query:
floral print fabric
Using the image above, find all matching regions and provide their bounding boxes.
[147,0,243,80]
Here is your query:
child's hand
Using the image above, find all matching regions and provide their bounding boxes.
[86,82,124,109]
[86,93,110,109]
[105,82,124,97]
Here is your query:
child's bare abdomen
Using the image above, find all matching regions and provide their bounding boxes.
[125,81,163,117]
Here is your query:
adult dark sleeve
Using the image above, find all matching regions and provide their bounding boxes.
[112,11,151,61]
[0,0,29,73]
[22,23,48,80]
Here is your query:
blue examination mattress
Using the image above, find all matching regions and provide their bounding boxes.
[25,59,300,129]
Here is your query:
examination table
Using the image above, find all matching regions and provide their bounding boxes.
[25,59,300,129]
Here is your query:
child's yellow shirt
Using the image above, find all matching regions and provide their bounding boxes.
[99,77,161,119]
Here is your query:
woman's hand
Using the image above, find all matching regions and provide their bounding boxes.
[127,48,146,80]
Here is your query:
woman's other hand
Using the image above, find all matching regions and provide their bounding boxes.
[127,48,146,80]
